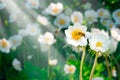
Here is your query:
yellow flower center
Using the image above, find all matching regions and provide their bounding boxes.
[53,7,59,13]
[74,16,79,22]
[68,67,74,72]
[116,12,120,17]
[99,11,104,16]
[71,29,85,40]
[31,1,36,6]
[59,19,65,25]
[109,24,113,28]
[13,40,16,44]
[96,41,103,47]
[88,17,93,21]
[31,28,35,32]
[1,40,8,48]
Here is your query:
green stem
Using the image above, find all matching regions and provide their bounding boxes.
[89,54,98,80]
[105,56,112,80]
[48,46,51,80]
[79,47,86,80]
[70,74,74,80]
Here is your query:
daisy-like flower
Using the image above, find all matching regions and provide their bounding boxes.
[12,58,22,71]
[0,38,11,54]
[0,2,6,10]
[9,35,23,50]
[18,29,28,37]
[49,59,57,66]
[110,27,120,41]
[89,33,110,53]
[112,9,120,21]
[71,11,83,24]
[64,64,76,74]
[26,23,40,36]
[54,13,70,29]
[38,32,56,45]
[65,23,88,47]
[37,15,49,26]
[85,9,98,24]
[97,8,110,18]
[25,0,39,9]
[92,77,103,80]
[46,2,63,16]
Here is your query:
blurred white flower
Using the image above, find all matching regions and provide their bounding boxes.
[27,55,33,60]
[72,46,82,53]
[71,11,83,24]
[83,2,92,10]
[0,2,6,10]
[112,67,117,77]
[92,77,103,80]
[25,0,39,9]
[111,27,120,41]
[46,2,63,16]
[112,9,120,22]
[9,14,17,23]
[0,39,11,54]
[54,13,70,29]
[85,10,98,24]
[65,23,87,47]
[64,8,72,16]
[9,35,23,50]
[89,33,110,53]
[38,32,56,45]
[49,59,57,66]
[64,64,76,74]
[12,58,22,71]
[26,23,40,36]
[40,44,49,52]
[97,8,110,18]
[18,29,28,37]
[37,15,49,26]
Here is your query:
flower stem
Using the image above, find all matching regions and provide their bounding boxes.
[79,47,86,80]
[89,54,98,80]
[48,46,51,80]
[105,56,112,80]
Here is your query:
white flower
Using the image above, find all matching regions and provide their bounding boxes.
[89,33,110,53]
[46,2,63,16]
[64,64,76,74]
[26,23,40,36]
[85,10,98,24]
[112,67,117,77]
[65,23,87,47]
[110,27,120,41]
[18,29,28,37]
[54,13,70,29]
[82,2,92,10]
[38,32,56,45]
[92,77,103,80]
[97,8,110,18]
[0,39,11,54]
[64,8,72,16]
[71,11,83,24]
[37,15,49,26]
[12,58,22,71]
[49,59,57,66]
[9,14,17,23]
[112,9,120,22]
[27,55,33,60]
[0,3,6,10]
[9,35,23,50]
[25,0,39,9]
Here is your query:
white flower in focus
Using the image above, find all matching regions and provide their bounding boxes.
[9,35,23,50]
[97,8,110,18]
[38,32,56,45]
[26,23,40,36]
[110,27,120,41]
[54,13,70,29]
[46,2,63,16]
[85,10,98,24]
[71,11,83,24]
[89,33,110,53]
[25,0,39,9]
[0,39,11,54]
[0,3,6,10]
[112,9,120,22]
[92,77,103,80]
[65,23,87,47]
[37,15,49,26]
[49,59,57,66]
[12,58,22,71]
[64,64,76,74]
